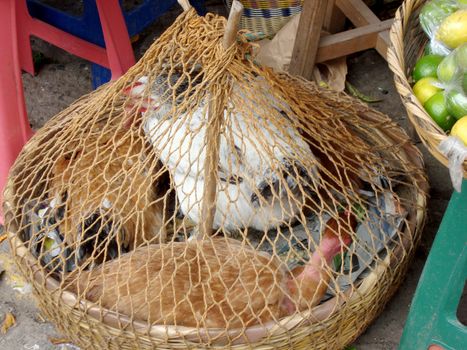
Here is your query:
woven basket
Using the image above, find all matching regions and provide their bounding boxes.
[225,0,303,37]
[4,5,429,349]
[388,0,467,177]
[5,84,428,350]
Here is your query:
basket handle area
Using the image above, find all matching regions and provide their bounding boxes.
[222,0,243,49]
[198,0,244,239]
[177,0,191,12]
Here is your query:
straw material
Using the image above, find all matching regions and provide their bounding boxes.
[5,7,427,350]
[388,0,467,177]
[225,0,303,37]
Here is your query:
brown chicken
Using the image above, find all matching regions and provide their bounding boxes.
[299,122,369,218]
[65,212,356,328]
[46,124,166,269]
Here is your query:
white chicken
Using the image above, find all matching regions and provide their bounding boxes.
[126,75,320,232]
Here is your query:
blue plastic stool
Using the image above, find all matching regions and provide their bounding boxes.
[27,0,206,88]
[399,180,467,350]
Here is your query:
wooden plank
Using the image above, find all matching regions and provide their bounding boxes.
[336,0,380,26]
[323,0,346,33]
[375,30,390,60]
[316,19,393,63]
[289,0,328,79]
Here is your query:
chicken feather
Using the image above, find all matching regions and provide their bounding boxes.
[66,212,356,328]
[30,124,167,270]
[127,76,320,232]
[66,238,285,328]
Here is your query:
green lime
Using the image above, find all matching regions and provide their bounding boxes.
[463,73,467,94]
[424,91,456,131]
[446,88,467,119]
[456,43,467,69]
[413,77,443,105]
[437,53,459,83]
[412,55,445,82]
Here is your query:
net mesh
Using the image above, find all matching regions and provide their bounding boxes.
[4,8,427,349]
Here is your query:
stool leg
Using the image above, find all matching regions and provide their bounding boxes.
[399,180,467,350]
[0,0,34,222]
[16,0,35,75]
[95,0,135,80]
[91,64,112,89]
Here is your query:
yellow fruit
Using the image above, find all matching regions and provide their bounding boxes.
[436,10,467,49]
[446,88,467,119]
[451,116,467,145]
[413,77,443,105]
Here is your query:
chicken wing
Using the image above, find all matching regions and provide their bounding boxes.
[26,122,167,272]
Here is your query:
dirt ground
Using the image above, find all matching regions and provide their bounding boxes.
[0,1,465,350]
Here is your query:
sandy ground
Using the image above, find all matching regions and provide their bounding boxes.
[0,1,465,349]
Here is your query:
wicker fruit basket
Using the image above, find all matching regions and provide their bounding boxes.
[388,0,467,177]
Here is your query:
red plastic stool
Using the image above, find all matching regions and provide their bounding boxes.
[0,0,136,223]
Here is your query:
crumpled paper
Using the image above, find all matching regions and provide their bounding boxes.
[254,14,348,91]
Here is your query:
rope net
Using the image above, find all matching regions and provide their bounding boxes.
[4,8,426,349]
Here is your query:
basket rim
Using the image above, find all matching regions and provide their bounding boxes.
[4,108,428,347]
[387,0,467,177]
